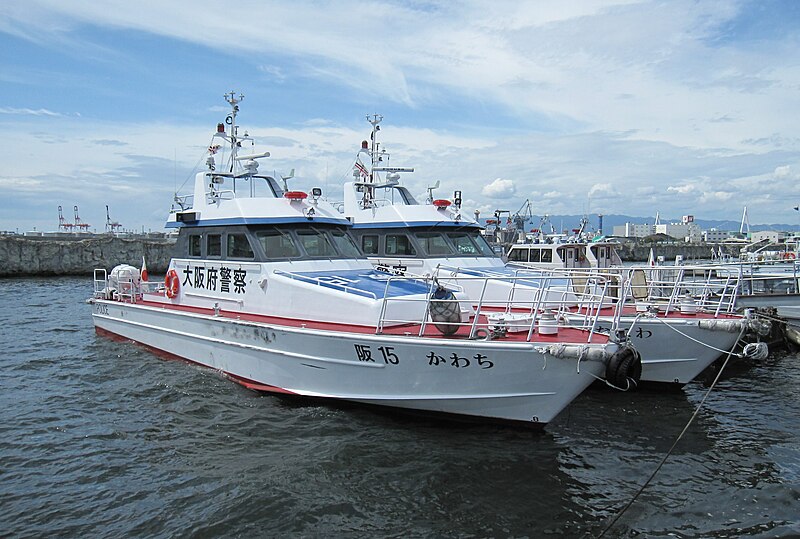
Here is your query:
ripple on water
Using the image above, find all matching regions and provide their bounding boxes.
[1,276,799,537]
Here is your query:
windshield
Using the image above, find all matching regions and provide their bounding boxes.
[448,231,495,257]
[415,232,454,256]
[256,229,301,259]
[330,229,362,258]
[255,225,363,260]
[296,228,338,257]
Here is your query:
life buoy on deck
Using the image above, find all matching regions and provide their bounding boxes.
[165,269,180,298]
[783,252,796,260]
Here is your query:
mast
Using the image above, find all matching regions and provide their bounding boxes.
[362,114,383,208]
[223,91,243,172]
[355,114,414,210]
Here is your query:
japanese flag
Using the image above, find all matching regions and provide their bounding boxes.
[141,256,149,281]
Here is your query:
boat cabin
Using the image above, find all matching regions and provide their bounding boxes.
[174,223,363,262]
[506,243,588,269]
[506,241,622,269]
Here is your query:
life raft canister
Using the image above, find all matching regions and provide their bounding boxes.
[605,345,642,390]
[165,269,180,298]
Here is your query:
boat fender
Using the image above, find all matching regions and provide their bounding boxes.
[605,346,642,390]
[428,285,461,336]
[697,319,743,333]
[165,269,180,299]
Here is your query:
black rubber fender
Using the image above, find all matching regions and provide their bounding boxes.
[605,346,642,390]
[428,286,461,336]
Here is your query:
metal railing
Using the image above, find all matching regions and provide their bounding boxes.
[372,268,621,343]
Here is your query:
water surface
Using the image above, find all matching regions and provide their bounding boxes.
[1,277,798,537]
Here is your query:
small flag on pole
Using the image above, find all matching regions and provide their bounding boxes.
[141,256,149,281]
[354,159,369,178]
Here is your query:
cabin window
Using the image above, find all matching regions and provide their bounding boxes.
[256,230,300,259]
[470,233,496,257]
[449,233,479,255]
[540,250,552,263]
[207,234,222,257]
[508,248,528,262]
[386,234,416,256]
[330,230,361,258]
[415,232,452,256]
[297,229,337,257]
[361,235,379,255]
[189,235,202,257]
[227,234,254,259]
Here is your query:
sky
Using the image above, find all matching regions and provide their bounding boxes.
[1,0,799,233]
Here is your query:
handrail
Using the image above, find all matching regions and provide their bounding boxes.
[375,268,620,343]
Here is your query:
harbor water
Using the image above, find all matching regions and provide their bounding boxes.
[2,276,799,538]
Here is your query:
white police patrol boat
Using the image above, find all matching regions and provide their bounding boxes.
[88,94,638,427]
[340,115,768,387]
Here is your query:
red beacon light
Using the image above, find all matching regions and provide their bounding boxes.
[217,123,225,133]
[432,199,451,209]
[361,140,369,150]
[284,191,308,201]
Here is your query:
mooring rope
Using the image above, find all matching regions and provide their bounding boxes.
[593,325,747,538]
[647,314,749,357]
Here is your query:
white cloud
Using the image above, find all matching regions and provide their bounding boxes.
[2,1,800,229]
[667,184,699,195]
[588,183,619,199]
[0,107,62,116]
[699,191,734,203]
[774,165,794,179]
[481,178,516,199]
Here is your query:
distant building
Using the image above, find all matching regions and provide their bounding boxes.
[612,223,654,238]
[654,222,702,243]
[750,231,785,243]
[703,228,731,242]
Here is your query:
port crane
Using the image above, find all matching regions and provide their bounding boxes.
[73,205,91,232]
[511,199,534,232]
[105,205,122,233]
[58,206,74,231]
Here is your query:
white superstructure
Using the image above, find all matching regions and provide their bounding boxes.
[88,95,638,427]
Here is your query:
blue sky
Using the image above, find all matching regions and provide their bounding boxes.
[1,0,799,233]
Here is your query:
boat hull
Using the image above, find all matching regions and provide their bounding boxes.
[90,299,608,425]
[614,317,740,385]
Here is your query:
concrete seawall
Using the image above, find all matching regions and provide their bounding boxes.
[0,236,738,277]
[0,236,175,277]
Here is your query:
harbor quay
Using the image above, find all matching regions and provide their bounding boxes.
[0,232,741,278]
[0,235,174,277]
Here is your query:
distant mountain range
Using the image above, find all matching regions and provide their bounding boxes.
[479,213,800,233]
